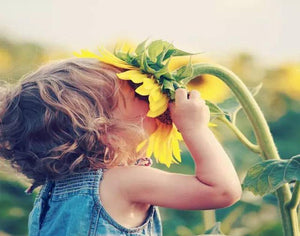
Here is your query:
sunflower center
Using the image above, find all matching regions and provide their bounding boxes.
[157,109,172,125]
[189,76,205,86]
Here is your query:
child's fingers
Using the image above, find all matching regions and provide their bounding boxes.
[175,88,188,103]
[188,90,201,100]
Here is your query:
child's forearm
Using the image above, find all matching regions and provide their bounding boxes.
[181,126,242,194]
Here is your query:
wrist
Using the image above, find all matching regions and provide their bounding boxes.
[179,124,211,137]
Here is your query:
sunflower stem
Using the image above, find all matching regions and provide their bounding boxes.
[181,63,298,236]
[218,116,261,154]
[231,107,242,125]
[286,181,300,210]
[202,210,216,231]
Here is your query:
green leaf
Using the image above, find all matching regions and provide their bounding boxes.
[205,100,227,119]
[249,82,263,97]
[242,154,300,196]
[217,97,240,122]
[204,222,225,235]
[217,82,263,123]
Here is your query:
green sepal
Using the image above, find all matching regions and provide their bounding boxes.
[147,40,172,63]
[156,47,173,66]
[172,56,194,81]
[147,60,162,71]
[164,47,196,61]
[154,57,173,80]
[114,51,135,65]
[147,39,197,63]
[242,154,300,196]
[135,39,148,56]
[162,80,174,100]
[162,80,186,100]
[140,50,156,74]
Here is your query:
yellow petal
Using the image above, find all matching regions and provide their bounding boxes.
[148,87,169,117]
[142,77,156,89]
[136,139,147,153]
[135,78,156,96]
[135,85,151,96]
[164,126,176,166]
[153,125,164,162]
[115,41,136,54]
[116,70,147,83]
[74,49,103,60]
[173,125,183,140]
[162,125,174,166]
[171,128,181,162]
[147,102,168,117]
[97,46,136,70]
[149,86,163,102]
[145,120,183,167]
[149,95,168,110]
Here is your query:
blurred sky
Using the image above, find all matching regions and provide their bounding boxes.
[0,0,299,65]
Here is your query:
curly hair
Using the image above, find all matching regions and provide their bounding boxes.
[0,58,147,188]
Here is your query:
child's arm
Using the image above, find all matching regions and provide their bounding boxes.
[103,89,242,210]
[169,89,242,193]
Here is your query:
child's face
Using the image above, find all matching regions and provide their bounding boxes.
[113,81,157,135]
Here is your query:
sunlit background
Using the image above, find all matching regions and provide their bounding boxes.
[0,0,299,235]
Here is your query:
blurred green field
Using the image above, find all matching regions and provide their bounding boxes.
[0,36,299,236]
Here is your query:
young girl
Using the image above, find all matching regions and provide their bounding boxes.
[0,57,242,236]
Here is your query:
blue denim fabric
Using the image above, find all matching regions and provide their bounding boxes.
[28,169,162,236]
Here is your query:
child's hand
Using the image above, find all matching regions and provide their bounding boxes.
[169,88,210,133]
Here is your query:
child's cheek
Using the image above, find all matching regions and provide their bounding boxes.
[143,117,157,135]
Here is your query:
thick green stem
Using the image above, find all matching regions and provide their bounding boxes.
[218,116,261,154]
[182,64,278,160]
[203,210,216,231]
[182,64,298,236]
[286,181,300,210]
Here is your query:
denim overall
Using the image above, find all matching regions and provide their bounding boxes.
[28,169,162,236]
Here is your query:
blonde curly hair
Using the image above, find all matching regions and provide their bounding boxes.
[0,58,146,188]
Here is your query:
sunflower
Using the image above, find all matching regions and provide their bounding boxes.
[74,40,213,167]
[168,56,229,103]
[273,63,300,101]
[0,48,13,72]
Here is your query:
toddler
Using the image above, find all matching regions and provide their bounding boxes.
[0,57,242,236]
